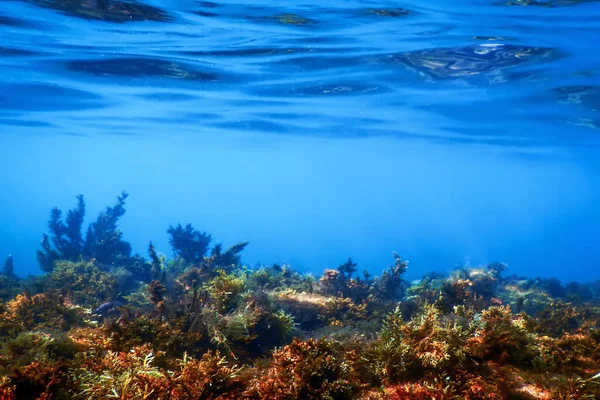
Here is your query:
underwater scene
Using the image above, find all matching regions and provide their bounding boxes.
[1,0,600,398]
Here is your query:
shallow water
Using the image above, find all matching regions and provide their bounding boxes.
[1,0,600,281]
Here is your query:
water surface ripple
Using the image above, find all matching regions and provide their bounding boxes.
[1,0,600,146]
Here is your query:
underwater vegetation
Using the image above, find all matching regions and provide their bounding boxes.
[36,192,131,271]
[1,193,600,399]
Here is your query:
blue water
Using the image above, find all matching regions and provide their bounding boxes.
[1,0,600,282]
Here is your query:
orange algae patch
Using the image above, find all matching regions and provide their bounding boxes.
[275,290,331,306]
[517,383,552,400]
[504,284,523,292]
[68,327,113,350]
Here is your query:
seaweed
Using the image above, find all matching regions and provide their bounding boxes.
[37,193,132,271]
[207,241,249,271]
[36,194,85,272]
[246,338,365,399]
[204,270,246,314]
[0,256,20,301]
[167,223,211,265]
[83,192,132,265]
[4,191,600,399]
[372,252,408,302]
[2,255,15,279]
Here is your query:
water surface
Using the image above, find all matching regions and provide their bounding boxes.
[1,0,600,281]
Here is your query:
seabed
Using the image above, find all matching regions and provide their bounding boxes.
[1,193,599,399]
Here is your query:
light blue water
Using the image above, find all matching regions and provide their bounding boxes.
[1,0,599,282]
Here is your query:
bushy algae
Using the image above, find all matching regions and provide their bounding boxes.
[1,193,599,399]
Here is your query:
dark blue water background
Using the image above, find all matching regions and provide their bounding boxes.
[1,0,600,282]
